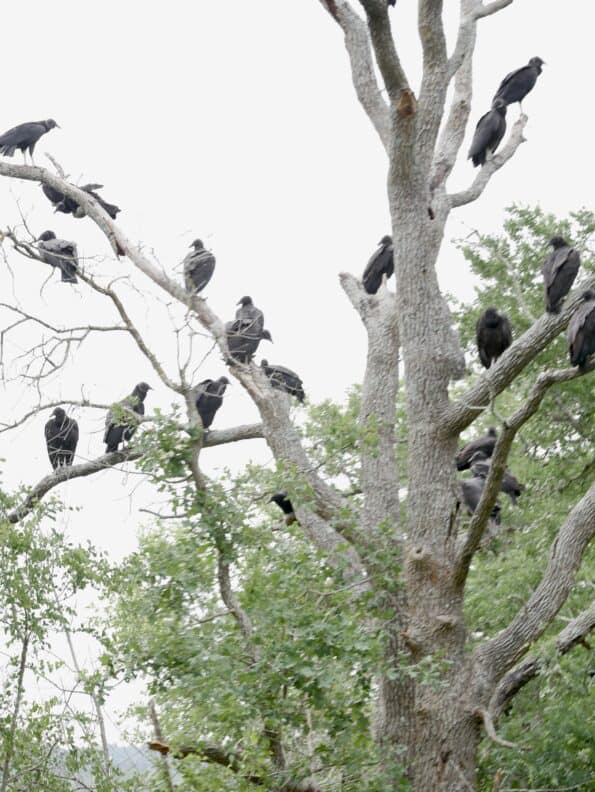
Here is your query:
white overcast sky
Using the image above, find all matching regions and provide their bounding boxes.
[1,0,593,744]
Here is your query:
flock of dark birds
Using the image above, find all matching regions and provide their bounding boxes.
[1,56,593,530]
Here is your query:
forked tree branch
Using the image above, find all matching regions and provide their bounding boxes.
[319,0,391,150]
[454,361,595,586]
[358,0,410,102]
[489,600,595,720]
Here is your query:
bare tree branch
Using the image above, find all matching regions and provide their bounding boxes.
[357,0,410,103]
[489,600,595,719]
[319,0,390,150]
[475,0,514,19]
[3,423,264,524]
[474,707,520,750]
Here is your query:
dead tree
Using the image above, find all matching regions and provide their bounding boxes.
[0,2,594,789]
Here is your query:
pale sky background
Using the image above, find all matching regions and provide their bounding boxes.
[0,0,593,752]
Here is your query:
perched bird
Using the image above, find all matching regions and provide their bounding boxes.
[468,99,507,167]
[235,296,264,335]
[567,290,595,369]
[470,451,525,505]
[362,235,394,294]
[226,322,272,364]
[542,236,581,314]
[104,382,151,453]
[0,119,59,163]
[387,1,397,7]
[41,183,121,220]
[456,427,498,471]
[493,57,544,110]
[37,231,79,283]
[44,408,79,469]
[261,360,305,403]
[194,377,230,430]
[460,477,501,523]
[183,239,216,294]
[269,492,296,525]
[476,307,512,368]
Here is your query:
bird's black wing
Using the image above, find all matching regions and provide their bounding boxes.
[494,66,525,97]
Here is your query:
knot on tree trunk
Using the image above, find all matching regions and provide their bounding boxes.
[396,89,417,117]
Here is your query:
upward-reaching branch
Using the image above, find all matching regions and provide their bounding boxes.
[358,0,410,103]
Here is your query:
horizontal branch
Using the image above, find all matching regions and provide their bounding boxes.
[475,0,514,19]
[3,423,263,524]
[489,600,595,720]
[443,277,595,435]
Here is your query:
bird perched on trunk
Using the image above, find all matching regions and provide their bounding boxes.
[226,322,272,364]
[542,236,581,314]
[0,119,59,163]
[456,427,498,471]
[37,231,79,283]
[235,296,264,335]
[269,492,296,525]
[470,451,525,505]
[387,0,396,5]
[261,360,305,403]
[45,408,79,469]
[493,57,544,110]
[193,377,230,430]
[476,307,512,368]
[567,290,595,369]
[362,235,394,294]
[460,477,501,523]
[42,183,121,220]
[183,239,216,295]
[468,99,507,167]
[104,382,151,453]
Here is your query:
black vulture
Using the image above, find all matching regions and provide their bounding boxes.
[194,377,230,430]
[493,57,544,110]
[456,427,497,471]
[235,296,264,336]
[183,239,216,294]
[362,235,394,294]
[460,477,501,523]
[260,360,305,403]
[567,290,595,369]
[387,1,397,7]
[468,99,507,167]
[41,183,121,220]
[476,307,512,368]
[226,321,272,364]
[269,492,297,525]
[104,382,151,453]
[37,231,79,283]
[44,408,79,469]
[470,451,525,505]
[542,236,581,314]
[0,119,59,164]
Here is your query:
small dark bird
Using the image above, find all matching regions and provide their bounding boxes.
[269,492,296,525]
[476,307,512,368]
[44,408,79,469]
[456,427,498,471]
[460,476,501,523]
[542,236,581,314]
[236,296,264,335]
[194,377,230,430]
[493,57,544,110]
[183,239,216,294]
[226,322,272,364]
[468,99,507,167]
[104,382,151,453]
[567,290,595,369]
[41,183,121,220]
[261,360,305,403]
[470,451,525,505]
[37,231,79,283]
[0,119,59,164]
[387,0,396,6]
[362,235,394,294]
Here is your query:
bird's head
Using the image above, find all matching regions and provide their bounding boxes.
[269,492,288,505]
[44,119,60,130]
[135,382,152,397]
[487,427,497,437]
[190,239,204,250]
[237,296,253,307]
[548,235,567,249]
[379,234,393,246]
[260,329,273,343]
[581,290,595,302]
[529,57,545,70]
[260,359,269,368]
[484,307,500,321]
[37,230,56,242]
[51,407,66,421]
[219,376,231,386]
